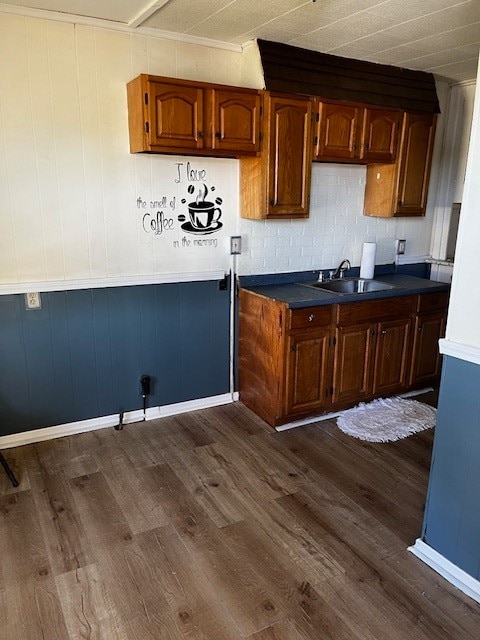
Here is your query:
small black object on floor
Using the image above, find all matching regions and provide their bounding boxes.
[0,450,19,487]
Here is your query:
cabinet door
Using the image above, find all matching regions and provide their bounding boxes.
[410,312,446,385]
[209,89,261,154]
[396,112,436,216]
[361,107,401,163]
[333,323,375,405]
[315,102,363,161]
[147,81,204,151]
[286,328,331,416]
[267,95,313,217]
[373,318,411,395]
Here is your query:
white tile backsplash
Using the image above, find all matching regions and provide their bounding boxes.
[238,163,436,275]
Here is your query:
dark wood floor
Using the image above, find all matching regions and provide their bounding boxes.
[1,397,479,639]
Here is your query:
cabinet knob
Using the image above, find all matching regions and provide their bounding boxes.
[291,344,297,352]
[197,130,204,138]
[308,314,316,322]
[215,132,221,139]
[417,326,423,332]
[370,330,376,337]
[381,330,387,335]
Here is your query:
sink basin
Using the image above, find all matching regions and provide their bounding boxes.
[301,278,395,294]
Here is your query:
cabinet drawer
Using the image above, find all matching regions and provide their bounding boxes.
[335,295,416,324]
[417,291,449,314]
[288,306,332,330]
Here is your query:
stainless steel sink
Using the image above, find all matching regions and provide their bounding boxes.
[301,278,394,294]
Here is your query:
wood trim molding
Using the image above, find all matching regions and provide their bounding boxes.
[439,338,480,367]
[0,392,235,450]
[128,0,171,28]
[0,271,225,295]
[409,539,480,604]
[0,3,242,52]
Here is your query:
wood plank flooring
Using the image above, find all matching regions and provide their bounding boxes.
[1,396,479,639]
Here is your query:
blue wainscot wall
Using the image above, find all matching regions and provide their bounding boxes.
[422,354,480,581]
[0,281,230,437]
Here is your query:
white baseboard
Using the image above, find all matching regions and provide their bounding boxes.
[0,393,235,450]
[409,539,480,604]
[275,410,342,432]
[275,388,433,432]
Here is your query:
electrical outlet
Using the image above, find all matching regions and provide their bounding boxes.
[230,236,242,255]
[25,292,42,310]
[396,239,406,255]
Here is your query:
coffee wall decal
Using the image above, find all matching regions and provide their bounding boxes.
[134,159,228,258]
[180,182,223,236]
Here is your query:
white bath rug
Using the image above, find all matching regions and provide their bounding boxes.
[337,397,436,443]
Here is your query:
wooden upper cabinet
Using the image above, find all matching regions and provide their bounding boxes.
[360,107,401,163]
[364,111,436,217]
[315,101,363,161]
[147,80,204,151]
[240,93,313,219]
[396,112,436,215]
[208,88,261,154]
[314,102,401,163]
[127,74,261,157]
[267,94,313,217]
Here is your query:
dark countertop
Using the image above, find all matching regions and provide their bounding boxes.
[241,274,450,309]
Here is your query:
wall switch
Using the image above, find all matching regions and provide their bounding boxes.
[25,292,42,310]
[396,239,406,255]
[230,236,242,255]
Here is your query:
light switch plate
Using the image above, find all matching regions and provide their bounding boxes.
[396,239,406,255]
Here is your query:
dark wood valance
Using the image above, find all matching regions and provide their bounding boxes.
[257,39,440,113]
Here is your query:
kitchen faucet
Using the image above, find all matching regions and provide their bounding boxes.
[332,259,351,279]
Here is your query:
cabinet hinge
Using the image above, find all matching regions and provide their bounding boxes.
[330,336,336,347]
[145,121,150,134]
[291,344,297,352]
[307,195,310,205]
[259,131,263,142]
[144,92,148,105]
[260,105,263,116]
[316,112,320,122]
[314,136,318,145]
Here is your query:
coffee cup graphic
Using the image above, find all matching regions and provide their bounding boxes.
[188,201,221,230]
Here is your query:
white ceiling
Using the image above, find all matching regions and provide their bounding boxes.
[3,0,480,82]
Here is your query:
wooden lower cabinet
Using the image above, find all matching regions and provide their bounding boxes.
[333,306,412,406]
[373,318,411,395]
[286,328,331,415]
[410,312,446,386]
[333,323,374,405]
[239,289,447,428]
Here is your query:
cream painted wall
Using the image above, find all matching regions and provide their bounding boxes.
[0,13,241,286]
[445,56,480,349]
[0,12,448,288]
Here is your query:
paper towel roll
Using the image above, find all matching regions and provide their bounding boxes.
[360,242,376,279]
